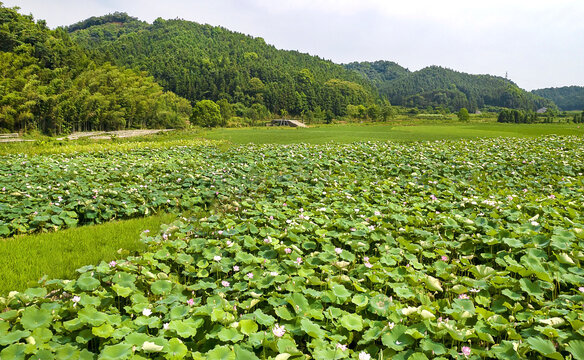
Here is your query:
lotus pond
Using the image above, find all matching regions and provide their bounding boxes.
[1,136,584,359]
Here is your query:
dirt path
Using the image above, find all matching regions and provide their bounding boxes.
[60,129,174,140]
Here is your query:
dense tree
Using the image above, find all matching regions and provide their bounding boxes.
[0,4,191,134]
[68,15,376,117]
[532,86,584,111]
[457,108,470,122]
[347,63,555,112]
[497,109,537,123]
[192,99,222,127]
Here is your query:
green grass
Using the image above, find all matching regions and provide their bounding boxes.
[0,213,177,295]
[200,122,584,144]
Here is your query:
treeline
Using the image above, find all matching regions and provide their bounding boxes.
[532,86,584,111]
[0,4,191,135]
[497,109,538,124]
[346,63,555,113]
[68,16,377,118]
[498,108,584,124]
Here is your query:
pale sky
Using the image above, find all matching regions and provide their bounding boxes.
[4,0,584,90]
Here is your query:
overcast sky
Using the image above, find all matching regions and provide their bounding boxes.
[4,0,583,90]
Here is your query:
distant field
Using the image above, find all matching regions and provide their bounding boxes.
[201,123,584,144]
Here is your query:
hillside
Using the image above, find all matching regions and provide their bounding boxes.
[532,86,584,111]
[0,5,191,135]
[345,62,554,112]
[67,16,376,118]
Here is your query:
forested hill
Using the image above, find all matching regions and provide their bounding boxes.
[532,86,584,111]
[345,62,554,112]
[0,4,191,135]
[67,16,376,118]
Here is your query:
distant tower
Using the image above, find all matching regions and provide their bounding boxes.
[505,71,508,80]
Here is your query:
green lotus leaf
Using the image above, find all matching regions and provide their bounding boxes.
[369,294,392,316]
[519,278,544,299]
[300,318,325,339]
[98,343,133,360]
[207,345,235,360]
[142,341,164,352]
[167,338,189,359]
[0,330,30,346]
[31,327,53,344]
[331,284,351,300]
[55,343,81,359]
[527,337,558,356]
[239,319,259,335]
[567,340,584,360]
[218,327,244,342]
[381,325,414,351]
[33,349,55,360]
[340,313,363,331]
[424,275,443,292]
[21,307,52,330]
[351,294,369,308]
[112,284,133,297]
[24,287,47,299]
[0,343,26,360]
[79,307,109,327]
[76,275,100,291]
[233,345,260,360]
[169,318,202,338]
[253,309,276,326]
[277,338,298,354]
[151,280,173,295]
[275,306,294,321]
[420,338,447,355]
[92,323,115,338]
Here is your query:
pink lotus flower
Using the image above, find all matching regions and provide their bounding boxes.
[335,248,342,254]
[441,255,449,262]
[187,298,195,306]
[461,346,471,357]
[336,343,347,351]
[273,324,286,337]
[459,293,469,299]
[109,260,117,267]
[284,248,292,254]
[578,286,584,293]
[363,256,369,262]
[364,262,373,268]
[222,280,230,287]
[213,255,222,262]
[233,265,240,272]
[247,272,254,279]
[295,257,302,264]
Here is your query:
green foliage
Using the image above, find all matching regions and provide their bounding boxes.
[457,107,470,122]
[0,5,191,135]
[532,86,584,111]
[497,108,538,123]
[348,63,555,112]
[192,100,223,127]
[1,136,584,358]
[68,15,375,117]
[0,213,176,294]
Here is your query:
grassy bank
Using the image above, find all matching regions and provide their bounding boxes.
[0,213,177,295]
[200,122,584,144]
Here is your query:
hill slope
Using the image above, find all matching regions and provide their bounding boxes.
[345,62,554,112]
[0,5,191,135]
[68,16,375,117]
[532,86,584,111]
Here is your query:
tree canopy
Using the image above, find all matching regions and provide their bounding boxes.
[0,4,190,134]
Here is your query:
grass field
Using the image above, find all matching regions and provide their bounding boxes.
[201,122,584,144]
[0,213,176,295]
